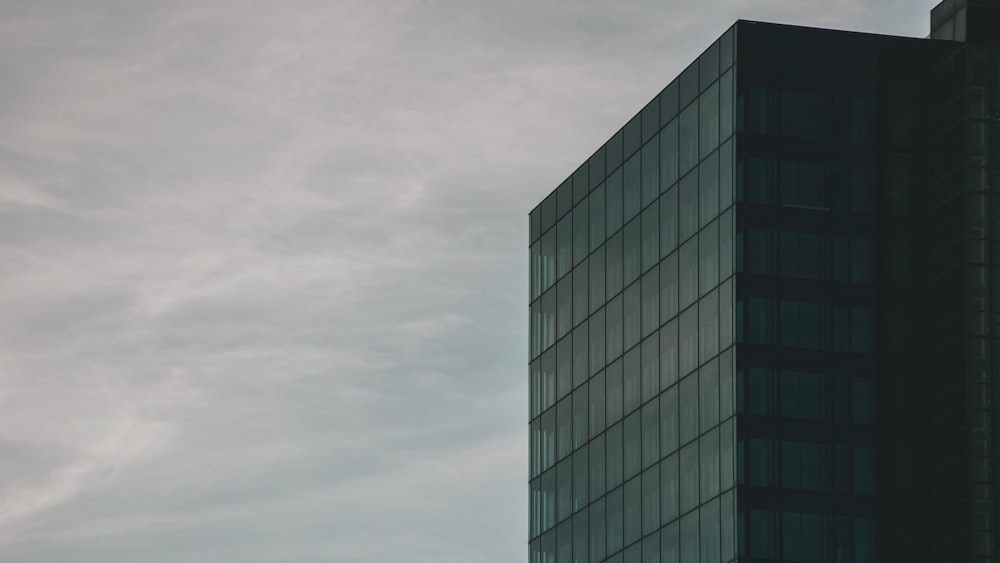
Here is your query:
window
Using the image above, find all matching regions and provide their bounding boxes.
[699,151,719,228]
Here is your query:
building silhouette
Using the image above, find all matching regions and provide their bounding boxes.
[528,1,1000,561]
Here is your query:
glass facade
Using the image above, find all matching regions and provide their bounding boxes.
[531,6,1000,563]
[530,26,737,563]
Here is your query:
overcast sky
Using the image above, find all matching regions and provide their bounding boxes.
[0,1,935,562]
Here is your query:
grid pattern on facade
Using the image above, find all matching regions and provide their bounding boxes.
[529,26,737,563]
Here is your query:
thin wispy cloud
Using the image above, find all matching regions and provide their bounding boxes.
[0,1,936,561]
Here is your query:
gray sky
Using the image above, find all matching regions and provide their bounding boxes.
[0,1,934,561]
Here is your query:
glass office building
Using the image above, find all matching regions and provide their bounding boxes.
[529,2,1000,561]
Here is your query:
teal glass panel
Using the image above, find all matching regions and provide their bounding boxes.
[719,139,733,209]
[660,252,679,322]
[699,41,719,91]
[780,369,828,421]
[589,183,606,252]
[782,512,832,563]
[679,238,698,312]
[781,440,830,491]
[851,306,874,353]
[719,26,733,69]
[679,375,699,445]
[699,151,719,229]
[590,497,607,562]
[641,269,659,339]
[558,178,573,220]
[557,397,572,461]
[700,427,720,501]
[624,412,641,480]
[700,81,720,159]
[719,348,733,419]
[641,335,659,403]
[557,276,572,340]
[572,384,588,449]
[606,294,623,361]
[557,457,572,521]
[642,467,661,535]
[680,510,699,562]
[748,438,778,486]
[642,399,660,469]
[746,367,776,415]
[719,419,734,490]
[719,278,733,351]
[660,120,679,189]
[541,469,556,531]
[679,306,698,378]
[606,231,623,298]
[540,529,555,562]
[679,64,699,109]
[678,172,698,242]
[699,221,719,297]
[699,357,720,432]
[854,446,876,494]
[749,509,777,559]
[607,422,624,489]
[660,186,678,257]
[661,521,679,563]
[660,453,679,524]
[720,490,735,560]
[852,377,875,424]
[589,245,605,314]
[573,200,588,266]
[745,88,771,135]
[660,320,678,391]
[623,218,641,287]
[718,209,732,281]
[623,282,641,353]
[623,543,640,563]
[607,168,624,235]
[607,358,623,424]
[531,240,542,303]
[624,477,642,545]
[699,498,720,563]
[556,336,572,400]
[573,510,589,563]
[589,369,605,438]
[589,432,606,499]
[573,326,588,391]
[607,486,624,555]
[589,307,605,377]
[624,153,641,223]
[623,347,640,415]
[854,517,877,563]
[573,446,588,512]
[641,205,659,273]
[541,349,556,416]
[558,216,573,279]
[642,531,660,563]
[573,264,589,328]
[746,297,776,345]
[660,384,679,456]
[679,102,699,174]
[719,69,733,140]
[642,139,659,207]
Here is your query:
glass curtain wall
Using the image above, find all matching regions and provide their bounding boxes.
[530,25,737,563]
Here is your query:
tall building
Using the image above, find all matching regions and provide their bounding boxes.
[527,1,1000,562]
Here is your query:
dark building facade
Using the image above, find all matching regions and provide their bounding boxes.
[528,2,1000,562]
